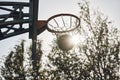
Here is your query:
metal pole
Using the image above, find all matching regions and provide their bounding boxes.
[29,0,39,80]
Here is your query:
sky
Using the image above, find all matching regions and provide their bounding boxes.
[0,0,120,60]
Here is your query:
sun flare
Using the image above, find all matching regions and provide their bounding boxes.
[71,34,85,46]
[71,35,80,45]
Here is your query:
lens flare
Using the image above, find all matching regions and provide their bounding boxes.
[71,35,80,45]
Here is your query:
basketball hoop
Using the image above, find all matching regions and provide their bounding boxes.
[46,13,80,33]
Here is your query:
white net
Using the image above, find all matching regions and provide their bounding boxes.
[47,14,80,33]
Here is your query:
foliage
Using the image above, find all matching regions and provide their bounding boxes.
[1,40,25,80]
[0,40,44,80]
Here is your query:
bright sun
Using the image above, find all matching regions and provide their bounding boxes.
[71,35,80,45]
[71,34,85,45]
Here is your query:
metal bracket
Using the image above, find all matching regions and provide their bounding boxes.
[0,1,47,40]
[0,2,29,40]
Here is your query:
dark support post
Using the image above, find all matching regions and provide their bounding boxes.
[29,0,39,80]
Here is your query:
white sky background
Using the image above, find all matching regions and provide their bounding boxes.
[0,0,120,59]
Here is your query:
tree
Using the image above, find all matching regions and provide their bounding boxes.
[0,40,44,80]
[1,1,120,80]
[1,40,25,80]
